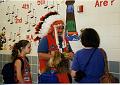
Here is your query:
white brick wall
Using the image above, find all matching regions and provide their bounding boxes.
[73,0,120,61]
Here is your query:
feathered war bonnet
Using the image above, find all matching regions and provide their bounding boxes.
[34,11,64,41]
[34,12,67,52]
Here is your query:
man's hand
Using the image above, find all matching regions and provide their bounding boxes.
[63,52,74,59]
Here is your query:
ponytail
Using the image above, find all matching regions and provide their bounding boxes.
[11,43,20,61]
[11,40,29,61]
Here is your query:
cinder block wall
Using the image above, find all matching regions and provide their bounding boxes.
[0,54,38,84]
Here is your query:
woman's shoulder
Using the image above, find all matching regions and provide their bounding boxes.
[75,48,88,57]
[75,48,106,56]
[75,49,84,54]
[76,47,95,53]
[14,59,22,68]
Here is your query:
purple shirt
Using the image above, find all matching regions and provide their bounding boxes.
[71,48,105,83]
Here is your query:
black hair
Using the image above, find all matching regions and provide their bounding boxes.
[11,40,29,61]
[80,28,100,48]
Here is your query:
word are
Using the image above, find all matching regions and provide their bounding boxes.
[95,0,115,7]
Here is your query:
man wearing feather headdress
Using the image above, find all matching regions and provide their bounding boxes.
[35,12,74,83]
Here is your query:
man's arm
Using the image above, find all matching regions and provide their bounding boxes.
[38,37,55,60]
[38,37,50,60]
[38,52,53,60]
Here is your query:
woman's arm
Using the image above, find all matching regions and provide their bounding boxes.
[15,60,24,83]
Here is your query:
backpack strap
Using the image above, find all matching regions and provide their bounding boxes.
[100,48,109,72]
[84,48,96,68]
[76,48,96,71]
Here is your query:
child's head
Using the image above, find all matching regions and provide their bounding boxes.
[47,51,69,73]
[11,40,31,60]
[48,51,62,68]
[80,28,100,48]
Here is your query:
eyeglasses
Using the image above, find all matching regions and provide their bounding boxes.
[56,25,64,30]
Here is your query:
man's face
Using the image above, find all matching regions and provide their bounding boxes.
[50,20,64,36]
[56,24,64,36]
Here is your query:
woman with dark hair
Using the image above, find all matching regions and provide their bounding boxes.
[71,28,105,83]
[11,40,32,83]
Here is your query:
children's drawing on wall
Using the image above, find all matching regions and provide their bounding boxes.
[0,27,6,50]
[0,0,43,50]
[0,0,79,52]
[34,0,80,42]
